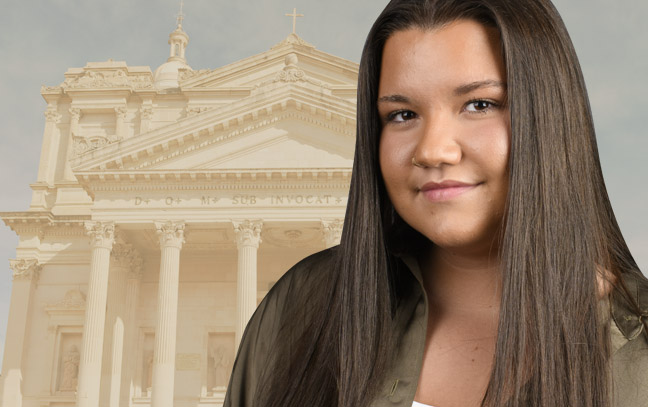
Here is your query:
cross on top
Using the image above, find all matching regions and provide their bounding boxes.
[285,7,304,34]
[176,0,185,27]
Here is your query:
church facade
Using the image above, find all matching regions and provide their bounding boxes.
[0,19,357,407]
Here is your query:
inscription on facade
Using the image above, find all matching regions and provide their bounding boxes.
[132,194,344,206]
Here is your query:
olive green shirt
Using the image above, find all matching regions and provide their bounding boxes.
[225,247,648,407]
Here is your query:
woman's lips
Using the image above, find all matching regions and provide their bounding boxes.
[420,181,479,201]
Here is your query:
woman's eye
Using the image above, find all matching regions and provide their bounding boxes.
[387,110,417,122]
[465,100,496,113]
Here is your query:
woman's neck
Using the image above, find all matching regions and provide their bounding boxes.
[418,244,502,319]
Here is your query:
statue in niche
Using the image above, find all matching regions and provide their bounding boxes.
[60,345,80,391]
[210,345,231,391]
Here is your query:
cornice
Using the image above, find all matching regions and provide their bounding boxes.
[74,168,351,194]
[1,211,90,236]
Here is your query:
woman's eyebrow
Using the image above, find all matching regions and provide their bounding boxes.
[377,94,410,104]
[453,80,506,96]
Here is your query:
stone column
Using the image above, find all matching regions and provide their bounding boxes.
[0,259,41,407]
[151,221,185,407]
[77,222,115,407]
[121,259,143,407]
[114,106,127,141]
[233,220,262,347]
[36,104,61,185]
[100,240,137,407]
[321,219,344,248]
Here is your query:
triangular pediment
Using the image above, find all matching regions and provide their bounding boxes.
[71,83,356,173]
[150,122,352,171]
[179,34,358,90]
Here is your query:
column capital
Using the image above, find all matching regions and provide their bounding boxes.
[44,105,61,123]
[233,220,262,248]
[85,221,115,250]
[127,256,144,280]
[114,106,128,119]
[140,106,153,120]
[321,218,344,247]
[9,258,42,282]
[111,241,142,272]
[69,107,82,121]
[155,221,185,249]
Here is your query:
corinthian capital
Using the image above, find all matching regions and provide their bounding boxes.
[44,105,61,123]
[69,108,82,122]
[321,218,344,247]
[233,220,263,248]
[84,221,116,250]
[9,258,42,282]
[111,241,141,270]
[115,106,128,119]
[155,221,185,249]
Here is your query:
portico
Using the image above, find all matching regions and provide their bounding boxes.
[0,12,356,407]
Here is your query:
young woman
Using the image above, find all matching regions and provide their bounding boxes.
[225,0,648,406]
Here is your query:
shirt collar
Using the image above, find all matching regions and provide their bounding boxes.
[392,251,647,343]
[610,272,648,341]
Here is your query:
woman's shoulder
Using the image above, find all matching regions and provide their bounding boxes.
[610,272,648,407]
[224,246,339,407]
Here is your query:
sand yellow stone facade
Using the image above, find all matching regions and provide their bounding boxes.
[0,19,357,407]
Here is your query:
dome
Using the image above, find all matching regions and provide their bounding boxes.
[153,59,191,89]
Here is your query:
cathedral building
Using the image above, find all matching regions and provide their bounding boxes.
[0,13,357,407]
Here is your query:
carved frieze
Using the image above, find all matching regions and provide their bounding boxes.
[186,106,212,117]
[61,70,153,90]
[179,68,214,82]
[47,289,86,310]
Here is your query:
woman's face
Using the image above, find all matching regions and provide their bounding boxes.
[378,19,510,256]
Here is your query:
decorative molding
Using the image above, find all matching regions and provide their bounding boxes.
[233,220,262,248]
[9,258,42,282]
[186,106,212,118]
[84,221,115,250]
[179,68,215,82]
[46,289,86,311]
[271,33,315,49]
[73,134,120,156]
[154,221,186,249]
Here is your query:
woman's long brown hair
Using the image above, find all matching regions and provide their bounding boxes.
[251,1,648,406]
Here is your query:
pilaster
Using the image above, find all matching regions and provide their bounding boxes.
[0,259,41,407]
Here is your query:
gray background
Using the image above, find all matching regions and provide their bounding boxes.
[0,0,646,366]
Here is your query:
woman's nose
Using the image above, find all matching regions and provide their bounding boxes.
[411,113,462,168]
